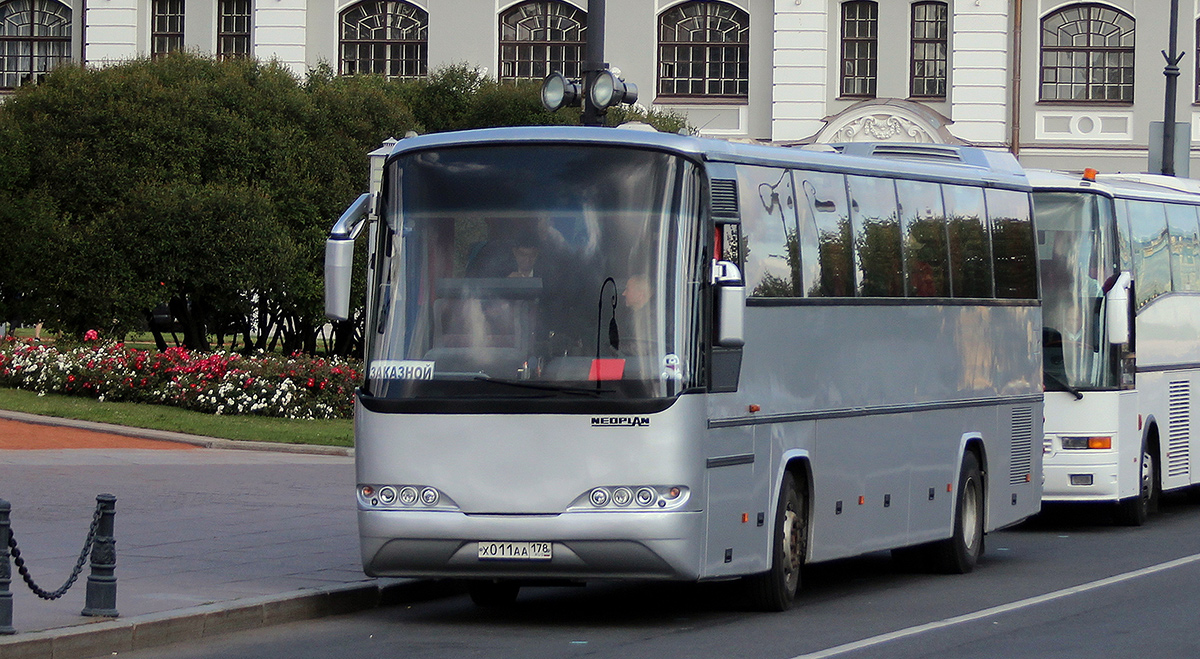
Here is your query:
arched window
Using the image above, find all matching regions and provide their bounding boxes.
[499,1,586,82]
[910,1,947,98]
[1040,3,1134,102]
[658,1,749,98]
[0,0,71,90]
[340,0,428,78]
[840,1,877,98]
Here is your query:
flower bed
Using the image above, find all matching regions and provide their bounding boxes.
[0,338,360,420]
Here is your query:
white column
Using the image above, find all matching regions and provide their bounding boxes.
[770,0,829,141]
[255,0,308,76]
[85,0,140,64]
[948,0,1011,144]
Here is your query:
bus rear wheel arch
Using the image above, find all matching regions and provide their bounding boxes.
[745,466,809,612]
[894,448,985,574]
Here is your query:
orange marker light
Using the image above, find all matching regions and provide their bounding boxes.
[1088,436,1112,450]
[947,483,953,492]
[748,404,761,413]
[742,513,749,523]
[858,496,865,505]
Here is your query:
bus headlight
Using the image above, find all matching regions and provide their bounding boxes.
[358,484,457,510]
[572,486,690,510]
[1061,436,1113,450]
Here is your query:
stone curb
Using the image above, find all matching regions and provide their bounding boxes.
[0,580,416,659]
[0,410,354,457]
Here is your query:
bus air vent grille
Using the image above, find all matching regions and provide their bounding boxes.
[1168,381,1191,479]
[863,144,965,163]
[1009,406,1034,486]
[710,179,740,220]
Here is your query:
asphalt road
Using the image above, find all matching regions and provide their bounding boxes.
[112,494,1200,659]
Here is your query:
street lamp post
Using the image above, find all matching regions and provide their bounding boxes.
[1161,0,1185,176]
[541,0,637,124]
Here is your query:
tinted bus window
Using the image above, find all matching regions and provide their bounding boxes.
[739,166,801,297]
[1125,200,1172,307]
[849,175,903,297]
[897,179,950,297]
[987,188,1038,299]
[797,170,853,296]
[1165,203,1200,292]
[944,184,993,298]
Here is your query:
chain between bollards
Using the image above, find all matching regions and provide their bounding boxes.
[0,494,118,635]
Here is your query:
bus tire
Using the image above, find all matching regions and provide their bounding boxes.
[745,470,806,612]
[1115,443,1156,526]
[929,450,984,574]
[468,580,521,607]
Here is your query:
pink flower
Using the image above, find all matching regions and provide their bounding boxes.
[84,330,99,341]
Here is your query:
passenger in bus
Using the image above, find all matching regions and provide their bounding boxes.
[617,273,658,357]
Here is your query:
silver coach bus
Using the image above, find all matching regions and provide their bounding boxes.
[325,128,1043,610]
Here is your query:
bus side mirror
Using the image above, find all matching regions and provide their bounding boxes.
[324,192,373,321]
[713,260,745,348]
[1105,271,1132,345]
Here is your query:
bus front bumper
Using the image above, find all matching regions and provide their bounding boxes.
[1042,452,1122,503]
[358,508,705,582]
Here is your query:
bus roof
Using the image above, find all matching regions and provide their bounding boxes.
[1026,168,1200,204]
[384,126,1030,190]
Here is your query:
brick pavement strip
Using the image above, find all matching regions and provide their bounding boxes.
[0,581,415,659]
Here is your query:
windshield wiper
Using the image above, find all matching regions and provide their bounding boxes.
[473,376,610,397]
[1044,371,1084,400]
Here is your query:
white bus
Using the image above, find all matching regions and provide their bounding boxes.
[1031,169,1200,524]
[325,128,1043,610]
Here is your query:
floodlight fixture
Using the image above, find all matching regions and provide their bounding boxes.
[541,72,581,111]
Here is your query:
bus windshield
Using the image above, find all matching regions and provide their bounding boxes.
[368,144,703,401]
[1033,191,1117,390]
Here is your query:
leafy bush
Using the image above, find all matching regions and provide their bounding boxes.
[0,337,360,420]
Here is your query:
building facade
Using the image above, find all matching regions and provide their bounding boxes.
[1,0,1196,173]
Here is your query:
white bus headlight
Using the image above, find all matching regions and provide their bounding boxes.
[398,486,419,505]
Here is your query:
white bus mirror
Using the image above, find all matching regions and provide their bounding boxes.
[325,239,355,321]
[713,260,745,348]
[1106,271,1132,345]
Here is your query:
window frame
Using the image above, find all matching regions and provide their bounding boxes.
[498,0,587,83]
[657,0,750,101]
[1039,3,1135,104]
[151,0,185,58]
[0,0,72,91]
[839,0,878,99]
[216,0,251,60]
[909,1,947,100]
[339,0,428,79]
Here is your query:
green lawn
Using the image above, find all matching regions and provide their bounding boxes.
[0,388,353,447]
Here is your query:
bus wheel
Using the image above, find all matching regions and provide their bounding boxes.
[929,451,984,574]
[468,580,521,607]
[746,470,806,612]
[1115,444,1156,526]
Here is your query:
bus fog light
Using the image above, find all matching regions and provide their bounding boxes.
[360,485,375,498]
[378,486,397,505]
[1069,474,1094,486]
[420,487,439,506]
[635,487,656,506]
[398,486,419,506]
[612,487,633,507]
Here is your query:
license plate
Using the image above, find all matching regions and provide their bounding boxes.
[477,541,553,561]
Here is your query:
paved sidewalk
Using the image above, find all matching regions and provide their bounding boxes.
[0,412,403,659]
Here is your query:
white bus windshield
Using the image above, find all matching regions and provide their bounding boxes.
[368,144,702,401]
[1034,191,1117,390]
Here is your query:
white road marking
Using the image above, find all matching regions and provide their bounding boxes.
[790,552,1200,659]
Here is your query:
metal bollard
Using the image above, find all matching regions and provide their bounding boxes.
[81,494,118,618]
[1,499,13,634]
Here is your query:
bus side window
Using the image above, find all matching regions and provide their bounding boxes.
[797,171,853,297]
[896,179,950,297]
[1126,200,1172,308]
[735,165,801,297]
[1165,203,1200,292]
[944,185,993,298]
[986,188,1038,300]
[848,175,903,297]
